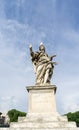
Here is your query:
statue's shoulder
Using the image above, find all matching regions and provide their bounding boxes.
[34,51,40,56]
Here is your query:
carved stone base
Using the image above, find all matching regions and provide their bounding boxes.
[27,85,57,115]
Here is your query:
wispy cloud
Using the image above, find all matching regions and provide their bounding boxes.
[0,96,17,113]
[60,91,79,114]
[0,19,45,112]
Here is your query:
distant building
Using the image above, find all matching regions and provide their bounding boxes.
[0,113,10,127]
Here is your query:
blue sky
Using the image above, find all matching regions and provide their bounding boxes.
[0,0,79,115]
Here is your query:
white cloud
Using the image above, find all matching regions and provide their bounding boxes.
[0,96,17,113]
[0,19,46,113]
[60,92,79,114]
[55,74,79,114]
[52,27,79,114]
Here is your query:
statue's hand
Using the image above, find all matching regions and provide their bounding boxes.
[29,44,32,49]
[53,62,58,65]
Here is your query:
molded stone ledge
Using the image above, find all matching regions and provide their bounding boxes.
[26,85,57,94]
[18,115,68,122]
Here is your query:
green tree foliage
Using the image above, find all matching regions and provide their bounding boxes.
[7,109,26,122]
[66,111,79,127]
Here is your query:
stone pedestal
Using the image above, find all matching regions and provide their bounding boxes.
[0,85,79,130]
[27,85,57,114]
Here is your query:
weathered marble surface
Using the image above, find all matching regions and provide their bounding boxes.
[27,85,57,114]
[29,43,57,85]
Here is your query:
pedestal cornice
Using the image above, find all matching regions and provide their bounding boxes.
[26,85,57,94]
